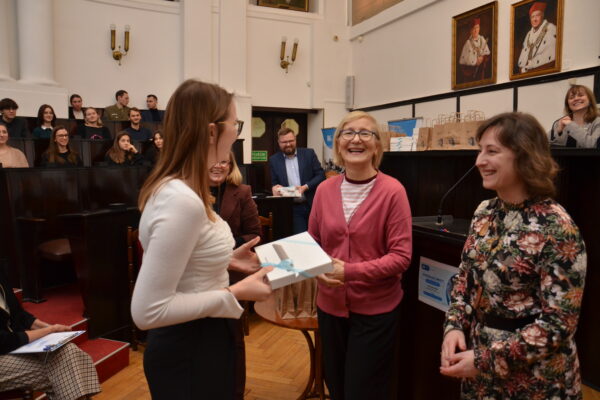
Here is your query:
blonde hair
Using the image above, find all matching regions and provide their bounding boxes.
[226,151,243,186]
[332,111,383,169]
[138,80,233,220]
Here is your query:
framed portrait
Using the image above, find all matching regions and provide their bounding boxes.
[452,2,498,90]
[510,0,563,80]
[257,0,309,12]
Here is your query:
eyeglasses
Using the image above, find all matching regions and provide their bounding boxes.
[213,160,230,168]
[56,134,69,138]
[339,129,378,141]
[218,119,244,136]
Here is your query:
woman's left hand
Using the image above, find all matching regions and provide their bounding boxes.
[439,350,478,378]
[325,258,345,282]
[229,236,261,274]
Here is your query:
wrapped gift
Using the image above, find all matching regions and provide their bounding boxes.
[277,186,301,197]
[255,232,333,290]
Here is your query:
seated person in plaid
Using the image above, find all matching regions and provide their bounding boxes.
[0,269,100,400]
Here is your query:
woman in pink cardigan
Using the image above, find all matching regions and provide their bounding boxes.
[308,111,412,400]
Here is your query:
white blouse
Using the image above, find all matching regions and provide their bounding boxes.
[131,179,243,330]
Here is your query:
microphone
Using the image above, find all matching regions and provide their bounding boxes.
[436,164,477,226]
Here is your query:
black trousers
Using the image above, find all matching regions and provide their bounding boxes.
[317,305,400,400]
[144,317,237,400]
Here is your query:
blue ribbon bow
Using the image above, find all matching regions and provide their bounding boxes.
[261,258,313,279]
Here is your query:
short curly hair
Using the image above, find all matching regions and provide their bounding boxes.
[476,112,558,199]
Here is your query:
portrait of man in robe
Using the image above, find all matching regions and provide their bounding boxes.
[510,0,563,80]
[452,2,498,90]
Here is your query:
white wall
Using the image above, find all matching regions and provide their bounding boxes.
[351,0,600,110]
[53,0,182,112]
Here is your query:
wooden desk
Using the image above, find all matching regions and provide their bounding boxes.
[254,296,328,400]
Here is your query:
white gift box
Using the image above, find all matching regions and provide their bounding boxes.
[255,232,333,289]
[278,186,301,197]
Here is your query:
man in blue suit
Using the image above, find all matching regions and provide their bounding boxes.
[269,127,325,233]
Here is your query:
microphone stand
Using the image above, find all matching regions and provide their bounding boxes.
[436,164,477,226]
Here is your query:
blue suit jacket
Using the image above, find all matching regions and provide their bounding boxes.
[140,109,165,123]
[268,147,325,206]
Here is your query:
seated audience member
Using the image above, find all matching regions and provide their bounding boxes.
[0,268,101,399]
[549,84,600,148]
[0,98,29,138]
[32,104,57,139]
[144,130,163,166]
[68,94,86,120]
[125,108,152,141]
[0,122,28,168]
[141,94,165,122]
[104,131,143,166]
[104,90,131,121]
[76,107,111,140]
[41,126,83,168]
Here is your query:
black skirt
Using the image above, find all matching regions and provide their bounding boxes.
[144,317,237,400]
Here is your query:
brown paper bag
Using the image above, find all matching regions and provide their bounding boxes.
[295,279,317,318]
[274,279,318,319]
[274,286,297,319]
[416,127,431,151]
[450,120,480,149]
[429,122,449,150]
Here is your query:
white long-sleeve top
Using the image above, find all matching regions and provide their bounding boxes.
[131,179,243,331]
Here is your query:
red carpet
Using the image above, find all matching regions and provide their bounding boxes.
[20,284,130,385]
[22,284,85,327]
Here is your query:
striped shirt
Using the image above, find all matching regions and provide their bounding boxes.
[341,174,377,223]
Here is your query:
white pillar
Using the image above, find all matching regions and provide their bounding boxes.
[219,0,247,94]
[16,0,57,85]
[0,0,15,81]
[182,0,213,81]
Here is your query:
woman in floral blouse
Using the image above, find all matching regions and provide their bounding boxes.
[440,112,586,399]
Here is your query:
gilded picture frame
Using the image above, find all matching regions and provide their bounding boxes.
[257,0,309,12]
[510,0,563,80]
[452,1,498,90]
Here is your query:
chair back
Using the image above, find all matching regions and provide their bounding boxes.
[258,212,274,243]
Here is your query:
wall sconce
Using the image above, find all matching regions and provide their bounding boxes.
[110,24,130,65]
[280,37,299,73]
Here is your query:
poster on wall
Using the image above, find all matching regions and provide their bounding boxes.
[321,127,341,176]
[418,257,459,312]
[510,0,563,80]
[452,1,498,90]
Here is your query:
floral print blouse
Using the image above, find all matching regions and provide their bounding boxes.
[444,197,586,399]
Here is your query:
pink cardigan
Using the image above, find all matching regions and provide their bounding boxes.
[308,172,412,317]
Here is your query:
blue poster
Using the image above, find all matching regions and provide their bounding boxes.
[418,257,459,312]
[321,127,335,149]
[388,118,422,137]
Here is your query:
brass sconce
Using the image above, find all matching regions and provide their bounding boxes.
[110,24,130,65]
[280,36,299,73]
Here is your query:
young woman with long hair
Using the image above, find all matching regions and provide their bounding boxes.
[131,80,272,400]
[41,125,82,167]
[32,104,57,139]
[104,131,143,166]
